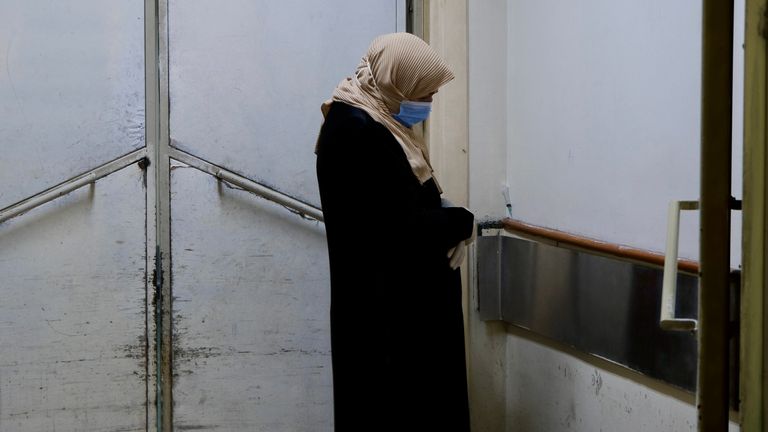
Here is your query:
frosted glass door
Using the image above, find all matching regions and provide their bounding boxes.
[168,2,403,429]
[0,1,145,209]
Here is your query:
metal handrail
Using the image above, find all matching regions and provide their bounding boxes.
[0,148,147,224]
[168,147,324,222]
[0,146,324,225]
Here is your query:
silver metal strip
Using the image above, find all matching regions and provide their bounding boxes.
[168,147,324,223]
[0,148,147,224]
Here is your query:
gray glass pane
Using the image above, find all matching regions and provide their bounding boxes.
[0,1,145,209]
[0,165,147,431]
[171,167,331,431]
[169,0,402,206]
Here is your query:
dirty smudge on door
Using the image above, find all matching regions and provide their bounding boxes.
[171,169,332,431]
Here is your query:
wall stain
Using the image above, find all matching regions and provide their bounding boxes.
[175,424,220,430]
[174,346,222,361]
[591,369,603,396]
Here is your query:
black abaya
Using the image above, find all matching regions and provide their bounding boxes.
[316,102,474,431]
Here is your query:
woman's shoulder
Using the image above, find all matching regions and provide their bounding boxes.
[319,102,397,154]
[325,102,385,132]
[317,102,422,188]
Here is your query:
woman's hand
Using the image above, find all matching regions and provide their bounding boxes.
[447,241,466,270]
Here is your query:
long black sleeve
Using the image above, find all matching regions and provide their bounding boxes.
[316,102,473,254]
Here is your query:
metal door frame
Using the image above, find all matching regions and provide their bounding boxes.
[143,1,164,430]
[741,0,768,430]
[698,0,736,430]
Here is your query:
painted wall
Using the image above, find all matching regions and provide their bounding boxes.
[505,333,739,432]
[465,1,510,431]
[468,0,745,431]
[467,0,508,220]
[504,0,743,267]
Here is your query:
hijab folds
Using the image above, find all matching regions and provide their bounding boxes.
[319,33,455,188]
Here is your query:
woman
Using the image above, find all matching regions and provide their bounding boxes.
[315,33,475,431]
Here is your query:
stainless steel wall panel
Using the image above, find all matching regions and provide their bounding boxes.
[478,235,701,392]
[170,167,331,431]
[0,165,147,431]
[0,1,145,209]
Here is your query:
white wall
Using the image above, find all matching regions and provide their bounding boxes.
[468,0,508,220]
[507,0,694,239]
[467,1,510,430]
[505,332,740,432]
[468,0,745,431]
[504,0,743,267]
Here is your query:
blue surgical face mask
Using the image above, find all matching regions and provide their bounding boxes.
[393,101,432,127]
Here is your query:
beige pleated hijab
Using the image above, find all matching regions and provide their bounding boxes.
[319,32,455,187]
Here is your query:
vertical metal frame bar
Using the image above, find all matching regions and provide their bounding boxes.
[144,0,160,430]
[145,0,172,430]
[698,0,735,429]
[761,1,768,424]
[407,1,428,149]
[407,0,425,38]
[741,0,768,429]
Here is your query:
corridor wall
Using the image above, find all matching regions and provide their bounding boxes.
[468,1,745,430]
